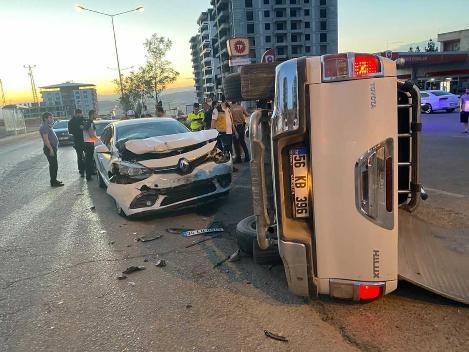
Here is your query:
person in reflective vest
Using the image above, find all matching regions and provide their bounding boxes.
[187,103,205,131]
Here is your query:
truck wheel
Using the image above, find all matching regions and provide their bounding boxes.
[240,62,278,100]
[223,73,243,102]
[236,215,281,265]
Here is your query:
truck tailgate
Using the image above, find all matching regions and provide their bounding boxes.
[399,208,469,304]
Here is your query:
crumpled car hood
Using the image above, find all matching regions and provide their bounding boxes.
[124,129,218,154]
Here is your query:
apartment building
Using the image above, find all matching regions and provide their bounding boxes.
[191,0,338,100]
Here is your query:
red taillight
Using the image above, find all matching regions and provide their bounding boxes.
[322,53,383,82]
[353,54,381,78]
[358,285,382,300]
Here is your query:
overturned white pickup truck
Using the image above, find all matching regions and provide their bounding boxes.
[226,54,469,304]
[94,118,232,217]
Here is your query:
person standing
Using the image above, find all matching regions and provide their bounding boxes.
[40,112,64,187]
[187,103,205,131]
[230,101,250,163]
[68,109,85,177]
[83,110,97,181]
[203,101,213,130]
[460,88,469,133]
[212,101,234,155]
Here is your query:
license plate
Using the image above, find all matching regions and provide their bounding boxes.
[289,147,310,218]
[59,137,68,140]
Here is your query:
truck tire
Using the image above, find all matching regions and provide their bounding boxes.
[236,215,281,264]
[223,73,243,102]
[240,63,278,101]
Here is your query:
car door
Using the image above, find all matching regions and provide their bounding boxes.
[96,125,114,182]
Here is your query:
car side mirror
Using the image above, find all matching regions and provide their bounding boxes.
[95,144,111,154]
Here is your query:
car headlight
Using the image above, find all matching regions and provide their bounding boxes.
[113,161,153,181]
[272,59,300,136]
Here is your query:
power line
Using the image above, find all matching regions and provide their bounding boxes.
[24,65,39,105]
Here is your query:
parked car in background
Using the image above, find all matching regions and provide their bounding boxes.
[94,118,232,217]
[52,120,73,145]
[420,90,459,113]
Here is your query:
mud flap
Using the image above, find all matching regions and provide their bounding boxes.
[398,208,469,304]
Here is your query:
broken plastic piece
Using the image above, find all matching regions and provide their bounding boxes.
[90,206,96,211]
[117,274,127,280]
[128,282,136,287]
[138,235,163,242]
[264,330,288,342]
[166,228,194,234]
[228,249,241,262]
[154,259,166,267]
[181,228,224,238]
[122,266,146,274]
[185,234,222,248]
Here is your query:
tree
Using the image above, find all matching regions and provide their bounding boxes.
[143,34,179,109]
[425,39,438,52]
[415,46,421,52]
[408,46,414,52]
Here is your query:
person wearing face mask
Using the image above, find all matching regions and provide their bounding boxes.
[39,112,64,187]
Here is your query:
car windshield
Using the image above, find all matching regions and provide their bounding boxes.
[53,120,68,129]
[116,119,189,145]
[431,91,451,96]
[94,122,111,136]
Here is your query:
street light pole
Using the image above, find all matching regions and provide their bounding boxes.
[76,5,144,102]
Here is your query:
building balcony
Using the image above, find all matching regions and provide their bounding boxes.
[216,9,229,22]
[200,39,210,48]
[218,22,230,32]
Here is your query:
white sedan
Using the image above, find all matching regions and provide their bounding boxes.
[94,118,232,217]
[420,90,459,114]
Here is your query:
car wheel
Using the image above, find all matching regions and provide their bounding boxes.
[115,200,126,217]
[236,215,281,264]
[422,104,433,114]
[97,170,106,189]
[446,108,456,113]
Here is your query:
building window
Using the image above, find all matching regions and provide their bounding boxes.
[320,45,328,54]
[245,0,253,7]
[320,21,327,30]
[248,37,256,46]
[277,47,285,55]
[246,11,253,21]
[276,35,285,43]
[247,23,255,33]
[291,22,298,30]
[250,49,256,58]
[290,0,297,3]
[320,33,327,42]
[305,21,310,28]
[292,46,299,55]
[265,23,271,30]
[276,22,285,30]
[275,10,284,17]
[320,0,326,5]
[304,0,309,3]
[264,0,269,3]
[320,8,327,18]
[275,0,283,4]
[266,35,271,43]
[305,33,310,41]
[305,46,311,53]
[291,34,298,42]
[304,9,310,16]
[290,9,297,17]
[264,10,270,18]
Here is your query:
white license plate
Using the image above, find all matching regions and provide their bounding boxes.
[289,147,310,218]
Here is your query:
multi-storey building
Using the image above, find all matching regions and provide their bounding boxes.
[191,0,338,99]
[40,82,98,117]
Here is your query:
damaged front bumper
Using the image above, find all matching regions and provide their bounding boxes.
[107,161,232,216]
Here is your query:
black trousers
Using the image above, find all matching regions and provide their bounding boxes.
[43,146,58,184]
[84,142,95,179]
[219,133,233,155]
[233,123,250,161]
[74,143,85,174]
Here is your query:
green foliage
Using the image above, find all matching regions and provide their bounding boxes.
[425,39,438,52]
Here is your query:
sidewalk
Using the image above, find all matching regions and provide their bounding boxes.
[0,128,38,146]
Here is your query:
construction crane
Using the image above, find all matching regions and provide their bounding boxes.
[0,79,5,106]
[24,65,39,105]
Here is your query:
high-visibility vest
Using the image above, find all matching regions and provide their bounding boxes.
[187,111,205,131]
[215,111,227,132]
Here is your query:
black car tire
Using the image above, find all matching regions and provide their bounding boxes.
[422,104,433,114]
[223,73,243,102]
[446,108,456,113]
[236,215,281,264]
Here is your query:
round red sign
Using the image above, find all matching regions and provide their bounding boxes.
[234,40,247,54]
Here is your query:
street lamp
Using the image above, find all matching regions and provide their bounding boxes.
[75,4,144,101]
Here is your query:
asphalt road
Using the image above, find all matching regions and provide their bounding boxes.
[0,114,468,352]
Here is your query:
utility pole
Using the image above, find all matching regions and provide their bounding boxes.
[0,79,5,106]
[24,65,39,106]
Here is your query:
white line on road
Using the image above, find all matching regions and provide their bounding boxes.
[425,187,466,199]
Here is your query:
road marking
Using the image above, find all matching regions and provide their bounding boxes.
[425,187,466,199]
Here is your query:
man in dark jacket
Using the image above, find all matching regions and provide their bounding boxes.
[68,109,85,177]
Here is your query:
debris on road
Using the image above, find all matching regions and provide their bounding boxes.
[128,281,136,287]
[264,330,288,342]
[186,304,192,309]
[185,234,222,248]
[143,258,149,262]
[166,227,194,234]
[117,274,127,280]
[181,227,224,238]
[108,241,115,245]
[213,256,230,268]
[138,234,163,242]
[99,230,106,234]
[122,266,146,274]
[90,206,96,211]
[228,249,241,262]
[75,193,84,196]
[155,259,166,267]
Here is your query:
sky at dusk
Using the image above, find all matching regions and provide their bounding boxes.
[1,0,469,103]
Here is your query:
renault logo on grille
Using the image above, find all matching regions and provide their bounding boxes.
[178,158,191,174]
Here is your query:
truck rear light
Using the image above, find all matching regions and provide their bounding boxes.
[322,53,383,82]
[358,284,382,300]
